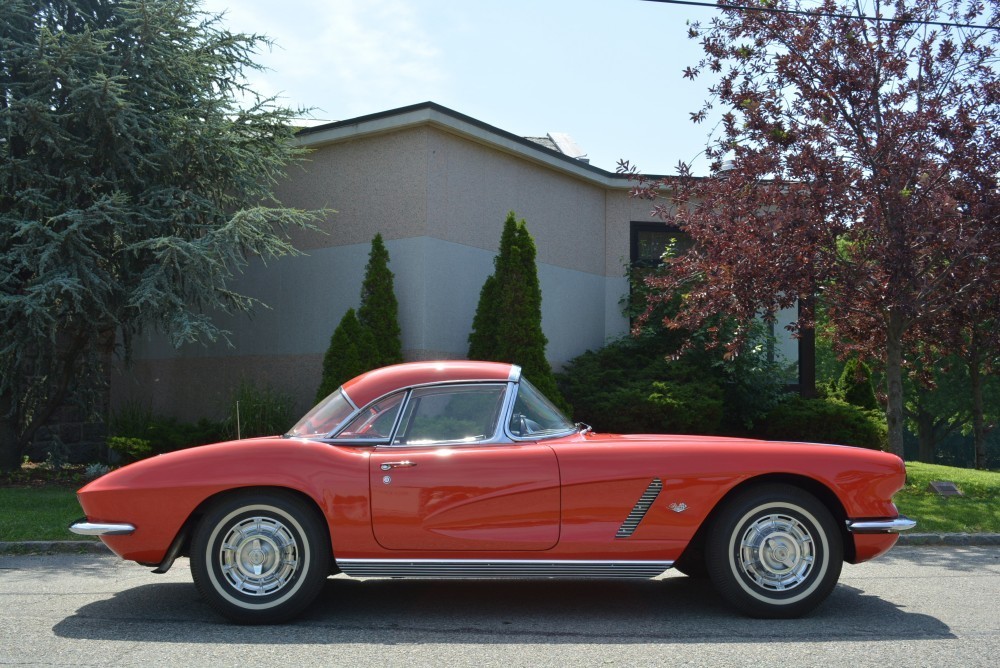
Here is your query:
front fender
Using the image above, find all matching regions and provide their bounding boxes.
[76,438,370,564]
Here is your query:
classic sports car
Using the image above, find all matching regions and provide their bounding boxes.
[72,361,915,623]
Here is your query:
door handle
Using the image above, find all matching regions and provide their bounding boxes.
[380,461,417,470]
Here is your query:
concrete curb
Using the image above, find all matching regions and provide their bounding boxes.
[897,533,1000,546]
[2,535,1000,555]
[0,541,110,555]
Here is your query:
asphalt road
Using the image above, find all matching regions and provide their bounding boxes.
[1,547,997,667]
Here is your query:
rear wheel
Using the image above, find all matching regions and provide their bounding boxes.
[190,491,330,624]
[706,484,842,618]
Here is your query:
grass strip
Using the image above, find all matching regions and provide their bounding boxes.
[0,487,94,542]
[893,462,1000,534]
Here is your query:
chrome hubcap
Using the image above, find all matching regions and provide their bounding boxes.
[219,516,299,596]
[738,513,815,591]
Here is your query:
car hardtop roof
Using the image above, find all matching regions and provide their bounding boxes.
[341,361,520,407]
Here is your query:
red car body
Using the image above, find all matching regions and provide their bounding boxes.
[73,361,914,623]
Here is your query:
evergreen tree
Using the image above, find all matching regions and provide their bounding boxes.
[316,309,378,402]
[357,234,403,367]
[0,0,320,470]
[467,273,500,362]
[837,359,879,411]
[467,216,517,360]
[468,212,568,412]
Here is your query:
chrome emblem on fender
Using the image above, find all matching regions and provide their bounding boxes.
[668,502,687,513]
[382,475,392,485]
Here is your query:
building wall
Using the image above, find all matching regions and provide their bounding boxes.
[112,117,803,423]
[115,125,633,421]
[278,127,432,250]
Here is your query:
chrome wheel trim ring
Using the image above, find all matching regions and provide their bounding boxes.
[727,502,829,606]
[738,513,814,591]
[204,503,312,611]
[219,516,299,596]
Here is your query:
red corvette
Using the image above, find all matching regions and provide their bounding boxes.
[72,361,915,623]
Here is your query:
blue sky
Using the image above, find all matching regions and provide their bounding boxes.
[199,0,719,175]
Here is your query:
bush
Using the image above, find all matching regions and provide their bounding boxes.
[154,418,226,451]
[85,462,113,478]
[107,436,153,463]
[109,401,225,460]
[557,334,727,434]
[109,400,155,441]
[222,380,297,439]
[646,379,725,433]
[759,397,887,450]
[834,358,879,410]
[108,379,295,462]
[557,323,788,435]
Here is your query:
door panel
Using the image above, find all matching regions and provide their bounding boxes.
[369,444,560,551]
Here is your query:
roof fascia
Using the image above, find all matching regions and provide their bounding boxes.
[294,102,673,190]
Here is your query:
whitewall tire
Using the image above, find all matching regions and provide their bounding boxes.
[191,491,330,624]
[706,484,843,618]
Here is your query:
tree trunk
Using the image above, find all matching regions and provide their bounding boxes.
[0,336,83,471]
[0,392,24,472]
[968,331,987,469]
[915,407,936,463]
[885,311,906,458]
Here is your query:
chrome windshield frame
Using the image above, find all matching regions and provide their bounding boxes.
[502,377,577,442]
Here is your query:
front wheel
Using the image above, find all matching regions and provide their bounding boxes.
[190,490,330,624]
[706,484,843,618]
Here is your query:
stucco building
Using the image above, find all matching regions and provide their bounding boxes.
[113,102,803,420]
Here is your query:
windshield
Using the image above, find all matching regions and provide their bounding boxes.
[286,388,355,438]
[508,378,576,437]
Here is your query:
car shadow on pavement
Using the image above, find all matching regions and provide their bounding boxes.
[881,546,1000,574]
[52,574,954,643]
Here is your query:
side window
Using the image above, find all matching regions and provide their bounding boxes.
[508,378,575,437]
[393,385,506,445]
[333,392,405,441]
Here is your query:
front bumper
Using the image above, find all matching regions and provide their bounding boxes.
[846,516,917,534]
[68,518,136,536]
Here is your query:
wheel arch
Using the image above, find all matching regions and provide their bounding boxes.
[168,486,336,572]
[678,473,854,570]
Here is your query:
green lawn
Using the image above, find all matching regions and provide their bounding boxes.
[0,487,94,542]
[0,462,997,543]
[893,462,1000,534]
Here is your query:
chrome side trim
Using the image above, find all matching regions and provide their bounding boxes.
[846,516,917,534]
[616,478,663,538]
[69,519,136,536]
[336,558,673,579]
[508,365,522,382]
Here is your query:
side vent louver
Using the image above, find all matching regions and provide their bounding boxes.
[615,478,663,538]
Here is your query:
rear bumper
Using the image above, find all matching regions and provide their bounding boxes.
[846,516,917,534]
[68,518,136,536]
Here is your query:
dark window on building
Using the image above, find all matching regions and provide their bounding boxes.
[626,222,691,326]
[629,222,692,268]
[627,222,814,396]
